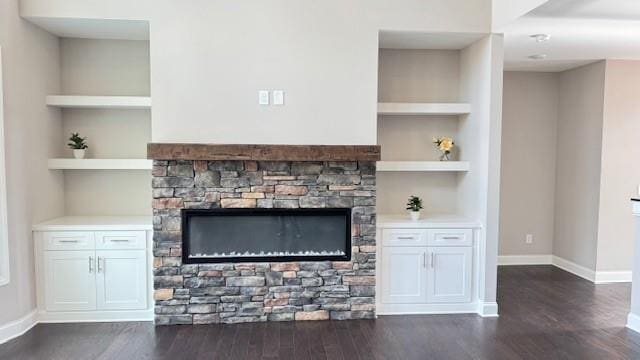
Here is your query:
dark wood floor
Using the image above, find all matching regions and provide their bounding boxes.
[2,265,640,359]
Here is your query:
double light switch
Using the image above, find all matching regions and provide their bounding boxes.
[258,90,285,106]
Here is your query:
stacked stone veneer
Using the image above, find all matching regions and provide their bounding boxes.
[152,160,376,324]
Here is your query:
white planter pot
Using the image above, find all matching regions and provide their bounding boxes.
[73,149,86,159]
[409,211,421,221]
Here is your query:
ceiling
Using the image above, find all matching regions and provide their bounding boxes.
[24,17,149,41]
[379,31,485,50]
[503,0,640,72]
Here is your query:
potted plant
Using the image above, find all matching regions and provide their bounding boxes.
[406,195,423,221]
[433,136,454,161]
[68,132,88,159]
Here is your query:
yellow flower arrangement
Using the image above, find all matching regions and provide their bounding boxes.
[433,136,455,161]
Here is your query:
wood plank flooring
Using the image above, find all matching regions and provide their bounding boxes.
[2,265,640,359]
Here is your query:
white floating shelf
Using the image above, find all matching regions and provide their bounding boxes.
[377,102,471,115]
[48,159,152,170]
[377,161,470,172]
[46,95,151,109]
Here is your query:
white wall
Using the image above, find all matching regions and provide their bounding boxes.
[499,72,558,256]
[148,0,490,145]
[553,61,606,270]
[596,60,640,272]
[458,34,504,310]
[0,0,63,325]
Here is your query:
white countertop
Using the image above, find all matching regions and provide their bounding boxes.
[633,199,640,216]
[377,214,482,229]
[33,216,153,231]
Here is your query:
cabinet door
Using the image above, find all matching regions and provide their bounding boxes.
[96,250,147,310]
[427,247,472,303]
[381,247,427,304]
[44,250,96,311]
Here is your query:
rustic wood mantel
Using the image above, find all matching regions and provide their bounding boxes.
[147,143,381,161]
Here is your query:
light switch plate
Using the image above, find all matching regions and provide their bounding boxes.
[273,90,284,105]
[259,90,270,105]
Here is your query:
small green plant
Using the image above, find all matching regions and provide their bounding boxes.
[406,195,423,212]
[67,133,88,150]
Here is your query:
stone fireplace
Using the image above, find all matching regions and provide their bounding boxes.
[149,144,380,324]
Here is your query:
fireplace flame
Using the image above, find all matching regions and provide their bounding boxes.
[189,249,346,258]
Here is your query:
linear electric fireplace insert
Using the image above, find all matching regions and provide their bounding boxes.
[182,208,352,263]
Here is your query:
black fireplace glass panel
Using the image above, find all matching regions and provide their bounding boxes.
[182,208,351,263]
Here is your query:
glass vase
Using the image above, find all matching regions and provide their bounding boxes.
[439,152,451,161]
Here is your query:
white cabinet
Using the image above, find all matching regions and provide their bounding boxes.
[34,217,153,322]
[377,217,479,314]
[381,247,428,304]
[44,250,97,311]
[96,250,147,310]
[43,246,147,313]
[426,247,472,303]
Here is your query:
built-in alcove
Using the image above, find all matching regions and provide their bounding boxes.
[375,31,494,218]
[376,47,467,214]
[51,38,151,216]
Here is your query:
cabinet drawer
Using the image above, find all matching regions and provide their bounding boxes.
[95,231,146,250]
[382,229,428,247]
[44,232,95,250]
[427,229,472,247]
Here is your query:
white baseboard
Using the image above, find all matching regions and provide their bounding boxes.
[551,255,596,282]
[498,255,552,265]
[552,256,632,284]
[594,270,632,284]
[628,313,640,333]
[498,254,631,284]
[0,310,37,345]
[477,302,499,317]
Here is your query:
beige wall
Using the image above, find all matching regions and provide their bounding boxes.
[148,0,490,145]
[0,0,63,324]
[60,38,150,96]
[596,60,640,271]
[553,61,606,270]
[378,49,461,103]
[500,62,639,274]
[499,72,558,256]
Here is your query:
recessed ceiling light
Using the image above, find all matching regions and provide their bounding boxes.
[528,54,547,60]
[530,34,551,42]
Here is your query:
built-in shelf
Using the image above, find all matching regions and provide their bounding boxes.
[48,158,153,170]
[377,161,470,172]
[377,102,470,115]
[46,95,152,109]
[33,216,153,231]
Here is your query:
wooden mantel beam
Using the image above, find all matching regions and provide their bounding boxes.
[147,143,381,161]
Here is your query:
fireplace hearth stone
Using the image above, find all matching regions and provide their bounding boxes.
[152,160,376,324]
